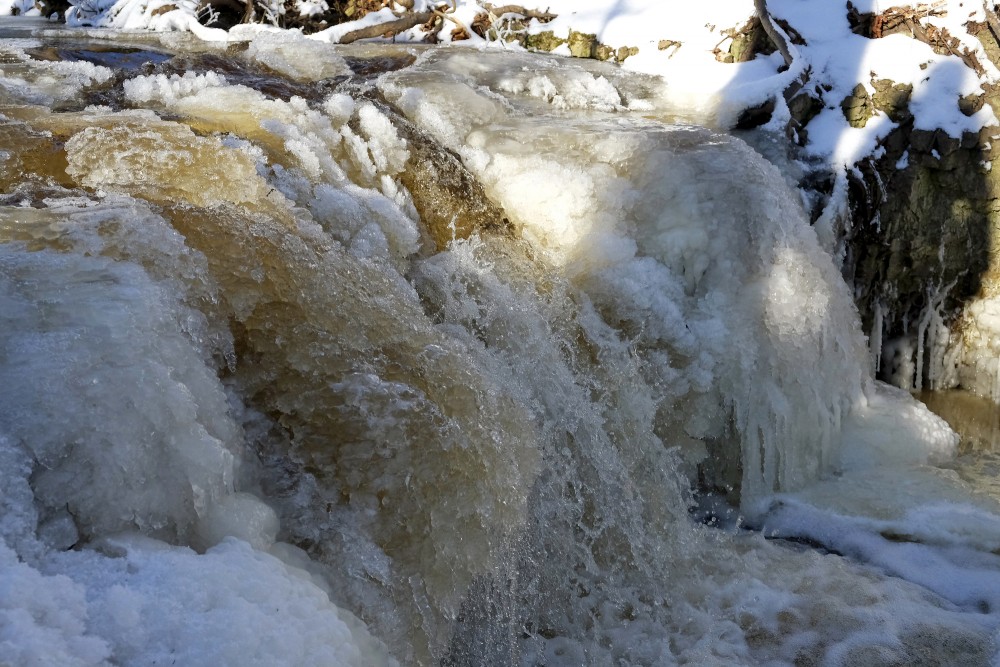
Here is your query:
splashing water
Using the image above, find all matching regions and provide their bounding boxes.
[0,22,996,666]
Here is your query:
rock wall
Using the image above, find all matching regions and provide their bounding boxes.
[841,22,1000,392]
[846,121,995,352]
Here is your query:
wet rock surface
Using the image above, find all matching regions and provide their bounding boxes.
[846,122,995,336]
[395,118,512,252]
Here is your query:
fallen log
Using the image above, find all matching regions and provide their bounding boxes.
[338,11,433,43]
[482,3,556,22]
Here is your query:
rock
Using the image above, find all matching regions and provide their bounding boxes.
[595,42,615,61]
[959,93,985,117]
[845,122,993,367]
[392,116,511,251]
[33,0,69,18]
[615,45,639,63]
[871,79,912,122]
[567,30,597,58]
[846,1,874,36]
[727,16,775,63]
[841,83,874,128]
[735,97,775,130]
[787,89,824,145]
[525,28,637,64]
[523,30,566,53]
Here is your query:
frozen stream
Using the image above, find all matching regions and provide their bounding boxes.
[1,18,999,666]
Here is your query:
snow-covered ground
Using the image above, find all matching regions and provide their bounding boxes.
[8,0,995,173]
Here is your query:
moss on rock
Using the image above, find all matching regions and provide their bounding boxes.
[525,29,638,64]
[841,83,874,128]
[871,79,912,122]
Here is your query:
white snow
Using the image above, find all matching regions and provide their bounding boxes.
[0,531,398,667]
[19,0,994,175]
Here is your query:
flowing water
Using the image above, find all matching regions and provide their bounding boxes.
[1,17,1000,666]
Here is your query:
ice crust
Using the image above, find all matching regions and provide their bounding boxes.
[0,530,396,667]
[0,51,112,107]
[0,246,237,541]
[244,29,352,81]
[119,71,420,268]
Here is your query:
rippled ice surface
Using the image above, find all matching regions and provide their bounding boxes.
[0,19,998,666]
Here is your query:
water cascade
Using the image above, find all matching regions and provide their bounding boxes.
[1,20,998,666]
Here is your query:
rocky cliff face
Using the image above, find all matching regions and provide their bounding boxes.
[709,4,1000,398]
[840,17,1000,393]
[846,105,995,361]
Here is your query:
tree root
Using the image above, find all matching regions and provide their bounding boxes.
[868,2,984,75]
[754,0,793,68]
[870,1,945,38]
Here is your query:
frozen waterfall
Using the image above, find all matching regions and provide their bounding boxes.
[0,22,995,667]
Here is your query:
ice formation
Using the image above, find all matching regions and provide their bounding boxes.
[0,196,398,666]
[380,48,876,498]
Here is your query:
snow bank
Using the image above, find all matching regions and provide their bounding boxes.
[18,0,994,180]
[0,528,396,667]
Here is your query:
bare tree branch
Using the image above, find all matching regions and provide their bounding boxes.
[754,0,793,67]
[483,3,556,21]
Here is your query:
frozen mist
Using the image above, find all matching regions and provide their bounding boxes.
[0,23,998,666]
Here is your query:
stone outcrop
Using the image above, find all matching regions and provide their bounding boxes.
[845,123,995,350]
[841,83,874,129]
[838,28,1000,388]
[714,4,1000,394]
[524,29,639,64]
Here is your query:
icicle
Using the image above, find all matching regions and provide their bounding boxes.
[871,300,885,375]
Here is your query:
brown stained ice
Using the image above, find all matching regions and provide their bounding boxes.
[391,111,513,252]
[161,203,539,662]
